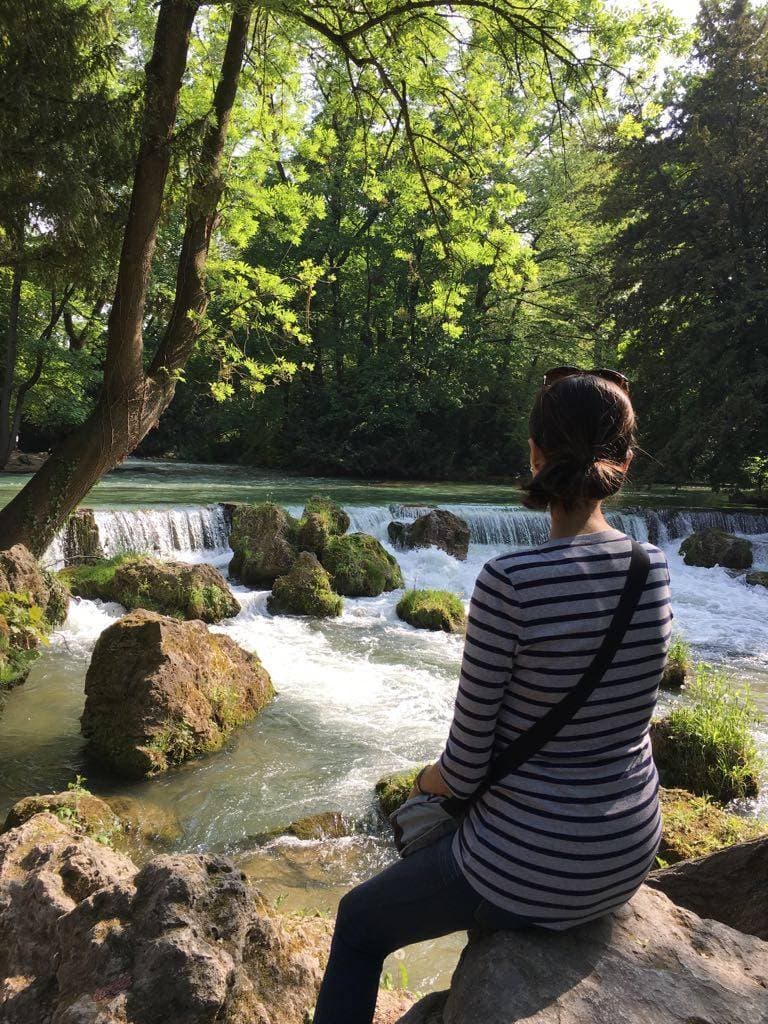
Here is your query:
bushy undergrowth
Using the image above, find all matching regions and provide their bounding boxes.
[652,663,764,803]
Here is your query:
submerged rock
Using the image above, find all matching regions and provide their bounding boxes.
[272,810,354,841]
[228,501,298,587]
[746,570,768,589]
[0,812,325,1024]
[388,509,470,560]
[322,533,403,597]
[399,886,768,1024]
[268,551,343,617]
[106,794,184,848]
[81,610,274,778]
[396,589,466,633]
[0,543,69,625]
[63,555,240,623]
[679,528,753,569]
[649,834,768,940]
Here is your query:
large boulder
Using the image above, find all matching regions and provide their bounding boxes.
[398,886,768,1024]
[228,502,298,587]
[0,813,325,1024]
[302,495,350,536]
[679,528,753,569]
[64,555,240,623]
[396,589,466,633]
[648,834,768,940]
[321,533,404,597]
[0,543,69,625]
[267,551,343,617]
[80,610,274,778]
[388,510,470,561]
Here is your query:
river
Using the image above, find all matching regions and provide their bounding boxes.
[1,459,767,992]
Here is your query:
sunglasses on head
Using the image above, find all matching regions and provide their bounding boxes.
[542,365,630,394]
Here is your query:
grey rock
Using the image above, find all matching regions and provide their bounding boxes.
[397,886,768,1023]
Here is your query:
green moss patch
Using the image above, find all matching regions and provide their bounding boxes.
[375,766,427,816]
[302,496,350,536]
[658,787,767,865]
[321,533,403,597]
[396,588,466,633]
[267,552,343,617]
[651,664,763,803]
[61,556,239,623]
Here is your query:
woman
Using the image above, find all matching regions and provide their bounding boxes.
[313,368,672,1024]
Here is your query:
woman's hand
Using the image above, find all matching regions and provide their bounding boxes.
[409,762,453,799]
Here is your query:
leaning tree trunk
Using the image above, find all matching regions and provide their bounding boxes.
[0,0,252,555]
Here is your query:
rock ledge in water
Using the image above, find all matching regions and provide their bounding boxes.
[81,610,274,778]
[398,885,768,1024]
[679,527,753,569]
[396,589,466,633]
[388,509,470,560]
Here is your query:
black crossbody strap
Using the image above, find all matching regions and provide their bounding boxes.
[448,539,651,812]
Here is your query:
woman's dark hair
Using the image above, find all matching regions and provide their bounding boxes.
[522,374,636,511]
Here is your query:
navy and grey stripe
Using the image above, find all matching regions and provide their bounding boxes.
[438,528,671,930]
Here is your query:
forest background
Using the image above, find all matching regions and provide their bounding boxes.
[1,0,766,515]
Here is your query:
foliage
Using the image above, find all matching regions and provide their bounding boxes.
[396,589,466,633]
[661,633,692,690]
[606,0,768,486]
[0,590,49,689]
[651,663,764,803]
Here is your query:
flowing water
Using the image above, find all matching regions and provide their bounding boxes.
[1,460,768,992]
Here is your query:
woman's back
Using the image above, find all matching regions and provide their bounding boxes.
[439,528,672,930]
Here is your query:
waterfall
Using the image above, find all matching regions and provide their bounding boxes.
[45,499,768,567]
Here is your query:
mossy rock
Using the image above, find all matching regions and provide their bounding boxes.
[267,552,342,618]
[81,610,275,779]
[302,496,350,536]
[296,512,330,556]
[228,502,298,587]
[660,634,692,691]
[658,787,767,865]
[321,533,403,597]
[2,790,121,843]
[272,810,353,841]
[0,544,69,626]
[651,716,761,804]
[679,529,753,570]
[396,588,466,633]
[106,795,184,856]
[62,556,240,623]
[375,766,427,817]
[62,508,105,566]
[746,571,768,590]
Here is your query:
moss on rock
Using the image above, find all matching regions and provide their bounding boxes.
[658,787,767,865]
[273,811,353,841]
[81,610,275,778]
[679,529,753,569]
[267,552,343,617]
[0,543,69,625]
[321,533,403,597]
[228,502,299,587]
[746,571,768,589]
[661,634,691,691]
[375,766,427,816]
[62,556,240,623]
[2,789,121,844]
[396,588,466,633]
[302,496,350,536]
[296,512,330,556]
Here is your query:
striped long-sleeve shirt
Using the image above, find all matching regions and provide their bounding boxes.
[438,528,672,930]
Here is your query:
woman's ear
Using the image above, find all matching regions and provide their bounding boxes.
[529,438,546,474]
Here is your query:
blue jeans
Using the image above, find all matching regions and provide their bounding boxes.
[313,833,532,1024]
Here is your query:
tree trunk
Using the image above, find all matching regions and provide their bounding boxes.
[0,1,251,555]
[0,263,23,467]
